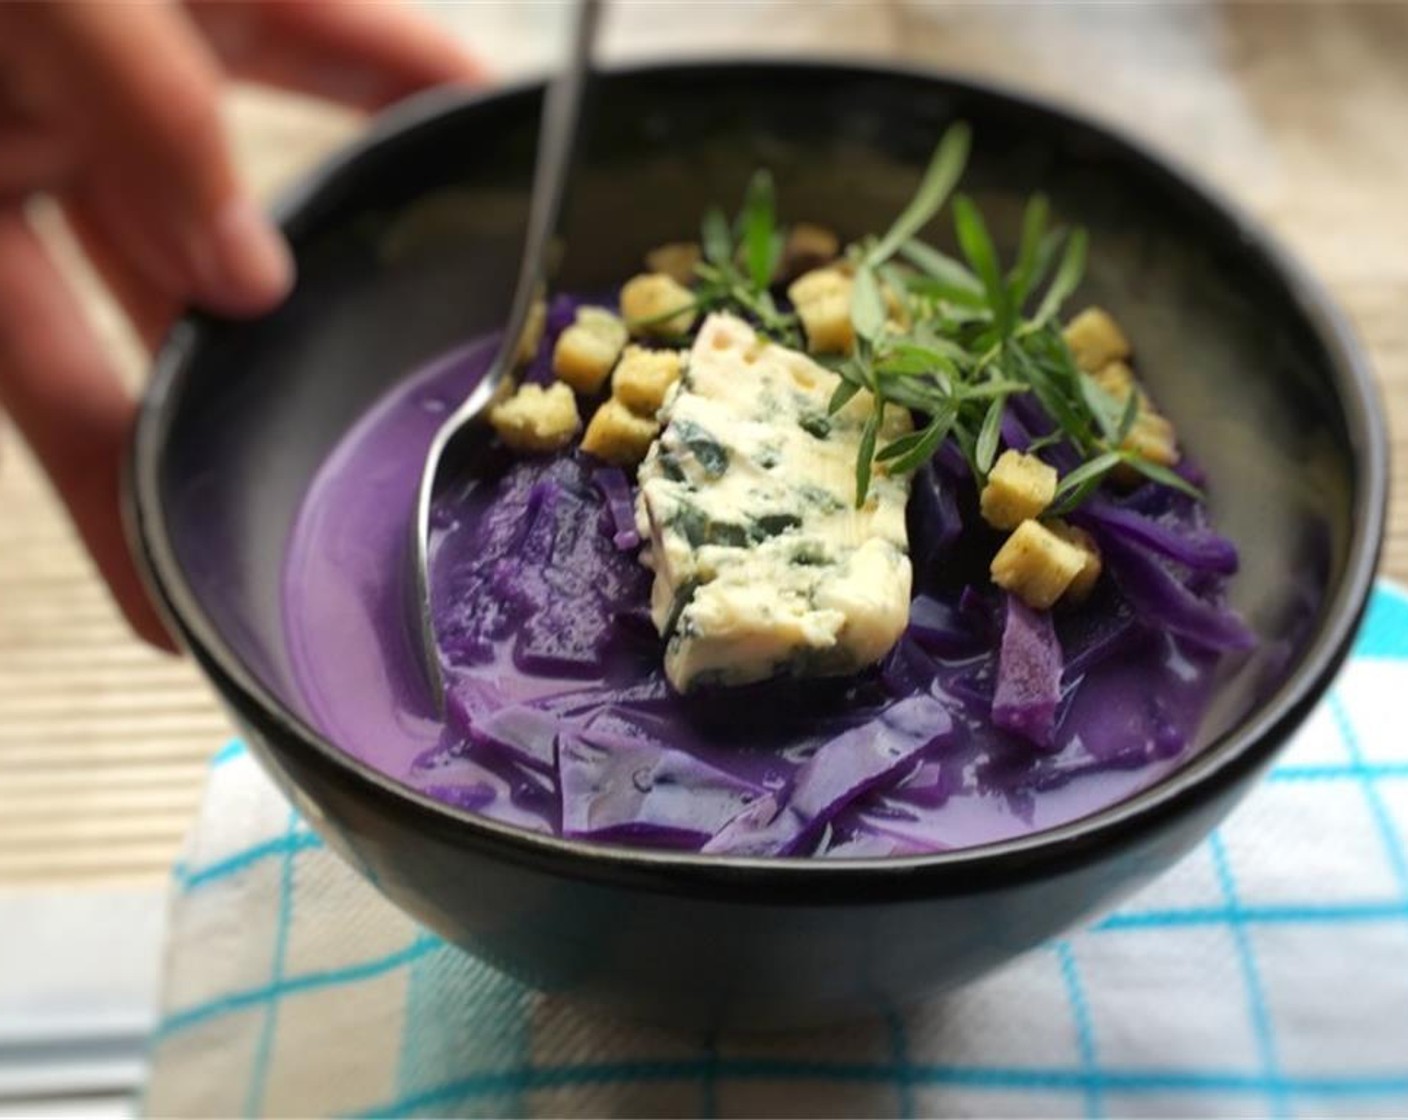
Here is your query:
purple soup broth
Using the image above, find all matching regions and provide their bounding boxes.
[282,338,500,780]
[283,327,1235,858]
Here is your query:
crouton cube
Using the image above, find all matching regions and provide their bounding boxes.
[552,307,628,394]
[980,450,1058,530]
[1122,409,1179,466]
[990,519,1087,610]
[788,267,855,354]
[514,296,548,367]
[645,242,701,286]
[1063,307,1131,372]
[788,266,849,306]
[883,282,912,332]
[581,398,660,466]
[1091,360,1138,401]
[612,346,683,417]
[621,273,696,339]
[489,381,580,453]
[1084,358,1179,472]
[783,222,840,278]
[1047,520,1103,603]
[787,265,908,352]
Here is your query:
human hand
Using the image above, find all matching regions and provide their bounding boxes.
[0,1,484,649]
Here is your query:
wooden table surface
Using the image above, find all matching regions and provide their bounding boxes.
[2,2,1404,887]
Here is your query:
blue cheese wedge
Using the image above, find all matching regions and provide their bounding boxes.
[635,313,914,691]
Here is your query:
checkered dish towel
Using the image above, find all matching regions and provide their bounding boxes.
[144,584,1408,1119]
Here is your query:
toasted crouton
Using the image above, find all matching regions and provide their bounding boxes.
[980,451,1058,530]
[782,222,840,278]
[644,242,701,286]
[1046,520,1103,603]
[621,273,696,339]
[1122,410,1179,467]
[612,347,683,417]
[489,382,581,453]
[1063,307,1131,373]
[788,267,855,354]
[581,398,660,466]
[553,307,628,394]
[991,519,1087,610]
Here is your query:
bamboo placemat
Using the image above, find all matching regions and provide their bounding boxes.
[1,2,1404,888]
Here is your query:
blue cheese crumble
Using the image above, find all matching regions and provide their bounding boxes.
[636,313,914,691]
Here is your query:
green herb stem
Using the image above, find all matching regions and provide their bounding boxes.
[675,122,1200,513]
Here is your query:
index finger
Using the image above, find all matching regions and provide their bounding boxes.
[0,206,176,650]
[13,2,293,315]
[189,1,487,111]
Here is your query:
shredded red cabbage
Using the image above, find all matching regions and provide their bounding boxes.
[701,695,953,856]
[1076,499,1238,575]
[1099,530,1255,652]
[907,595,982,657]
[470,703,558,773]
[908,462,964,573]
[400,324,1255,857]
[593,466,643,552]
[1006,393,1082,471]
[992,595,1065,749]
[559,729,765,849]
[1058,593,1140,680]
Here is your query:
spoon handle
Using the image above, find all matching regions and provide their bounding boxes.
[442,0,602,435]
[410,0,601,714]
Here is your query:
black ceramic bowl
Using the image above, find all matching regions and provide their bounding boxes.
[128,62,1385,1029]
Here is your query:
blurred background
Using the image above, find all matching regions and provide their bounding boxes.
[1,0,1404,1112]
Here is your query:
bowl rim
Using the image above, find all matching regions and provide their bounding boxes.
[129,58,1388,903]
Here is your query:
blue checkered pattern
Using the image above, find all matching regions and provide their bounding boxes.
[144,584,1408,1118]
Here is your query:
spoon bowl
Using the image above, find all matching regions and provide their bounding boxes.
[409,0,599,710]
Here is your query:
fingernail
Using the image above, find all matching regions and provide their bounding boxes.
[198,197,294,313]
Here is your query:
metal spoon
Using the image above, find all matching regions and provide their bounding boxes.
[409,0,601,712]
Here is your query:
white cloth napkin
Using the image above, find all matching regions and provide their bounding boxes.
[143,584,1408,1118]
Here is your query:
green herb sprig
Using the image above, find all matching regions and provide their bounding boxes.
[649,124,1202,516]
[622,172,803,342]
[683,172,803,346]
[817,123,1201,509]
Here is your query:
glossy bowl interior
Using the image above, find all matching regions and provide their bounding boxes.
[129,62,1385,1028]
